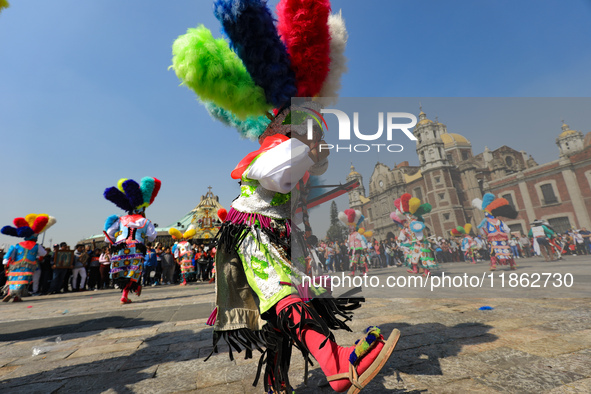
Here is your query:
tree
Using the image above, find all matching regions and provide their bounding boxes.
[326,201,348,242]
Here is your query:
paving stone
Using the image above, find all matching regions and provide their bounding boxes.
[0,380,65,393]
[547,378,591,393]
[67,340,142,358]
[470,347,541,370]
[475,364,586,393]
[531,350,591,378]
[512,336,589,358]
[427,377,501,393]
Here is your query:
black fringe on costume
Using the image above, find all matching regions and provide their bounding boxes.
[115,278,141,294]
[206,294,364,393]
[216,219,290,258]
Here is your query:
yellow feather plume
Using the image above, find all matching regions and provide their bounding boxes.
[358,228,365,235]
[117,178,129,192]
[408,198,421,214]
[168,228,183,240]
[365,231,373,238]
[183,229,196,239]
[25,213,37,227]
[464,223,472,234]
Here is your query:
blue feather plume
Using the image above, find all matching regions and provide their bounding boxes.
[214,0,297,107]
[1,226,18,237]
[104,215,120,231]
[122,180,144,209]
[104,187,133,213]
[205,102,270,141]
[140,177,155,206]
[17,227,34,238]
[482,193,495,210]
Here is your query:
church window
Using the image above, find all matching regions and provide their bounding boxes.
[368,208,373,220]
[547,217,571,234]
[461,151,469,161]
[508,223,524,234]
[502,193,516,210]
[433,130,437,139]
[505,156,514,167]
[435,176,441,184]
[414,187,423,201]
[443,213,450,221]
[540,184,558,205]
[438,193,445,201]
[446,154,453,164]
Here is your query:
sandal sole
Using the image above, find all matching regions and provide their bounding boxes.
[347,328,401,394]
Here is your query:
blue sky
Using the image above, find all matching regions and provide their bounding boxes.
[1,0,591,247]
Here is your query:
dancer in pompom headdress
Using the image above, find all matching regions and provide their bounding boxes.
[103,177,160,304]
[339,209,369,276]
[473,193,518,271]
[2,214,56,302]
[450,224,478,264]
[171,1,399,392]
[169,227,196,286]
[392,193,436,276]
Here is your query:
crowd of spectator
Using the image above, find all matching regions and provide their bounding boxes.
[0,240,216,298]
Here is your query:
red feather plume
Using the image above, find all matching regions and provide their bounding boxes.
[486,197,509,212]
[149,178,161,205]
[276,0,331,97]
[393,198,402,212]
[13,218,28,228]
[31,216,49,233]
[344,208,356,223]
[400,193,412,213]
[217,208,228,222]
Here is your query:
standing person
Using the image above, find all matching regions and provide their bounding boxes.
[98,247,111,289]
[392,193,435,276]
[49,242,70,294]
[87,242,101,290]
[573,230,587,255]
[0,245,5,288]
[580,227,591,254]
[473,193,519,271]
[39,246,54,295]
[1,214,55,302]
[519,233,532,257]
[160,246,176,285]
[195,244,209,282]
[529,220,556,261]
[143,242,158,287]
[169,228,196,286]
[452,225,477,264]
[71,244,88,292]
[103,177,160,304]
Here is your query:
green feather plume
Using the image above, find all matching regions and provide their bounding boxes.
[171,25,271,119]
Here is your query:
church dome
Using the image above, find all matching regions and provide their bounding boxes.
[559,122,578,138]
[417,111,433,125]
[348,164,360,177]
[440,132,471,148]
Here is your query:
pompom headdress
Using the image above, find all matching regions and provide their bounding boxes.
[472,193,518,220]
[104,177,161,214]
[392,193,432,223]
[450,224,472,237]
[1,214,57,239]
[169,227,197,240]
[170,0,348,142]
[338,208,364,231]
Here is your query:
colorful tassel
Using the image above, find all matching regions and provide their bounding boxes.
[400,193,412,213]
[31,216,49,234]
[13,217,28,228]
[104,215,119,231]
[169,228,183,240]
[214,0,297,107]
[482,193,495,211]
[1,226,17,237]
[171,25,271,119]
[408,197,421,214]
[464,223,472,234]
[121,180,144,209]
[140,177,155,207]
[276,0,332,97]
[217,208,228,222]
[149,178,161,205]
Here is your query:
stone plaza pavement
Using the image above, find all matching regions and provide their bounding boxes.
[1,256,591,393]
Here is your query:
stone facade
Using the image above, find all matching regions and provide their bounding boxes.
[347,113,591,239]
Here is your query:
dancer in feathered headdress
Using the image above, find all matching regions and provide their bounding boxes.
[103,177,160,304]
[450,224,479,264]
[168,227,196,286]
[2,214,56,302]
[171,1,399,392]
[392,193,436,276]
[473,193,518,271]
[338,209,370,276]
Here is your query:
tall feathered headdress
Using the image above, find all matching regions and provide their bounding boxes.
[450,224,472,237]
[393,193,432,223]
[1,214,56,239]
[472,193,518,220]
[104,177,161,214]
[170,0,348,142]
[338,209,364,231]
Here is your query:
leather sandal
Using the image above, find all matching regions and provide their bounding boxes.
[327,327,401,394]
